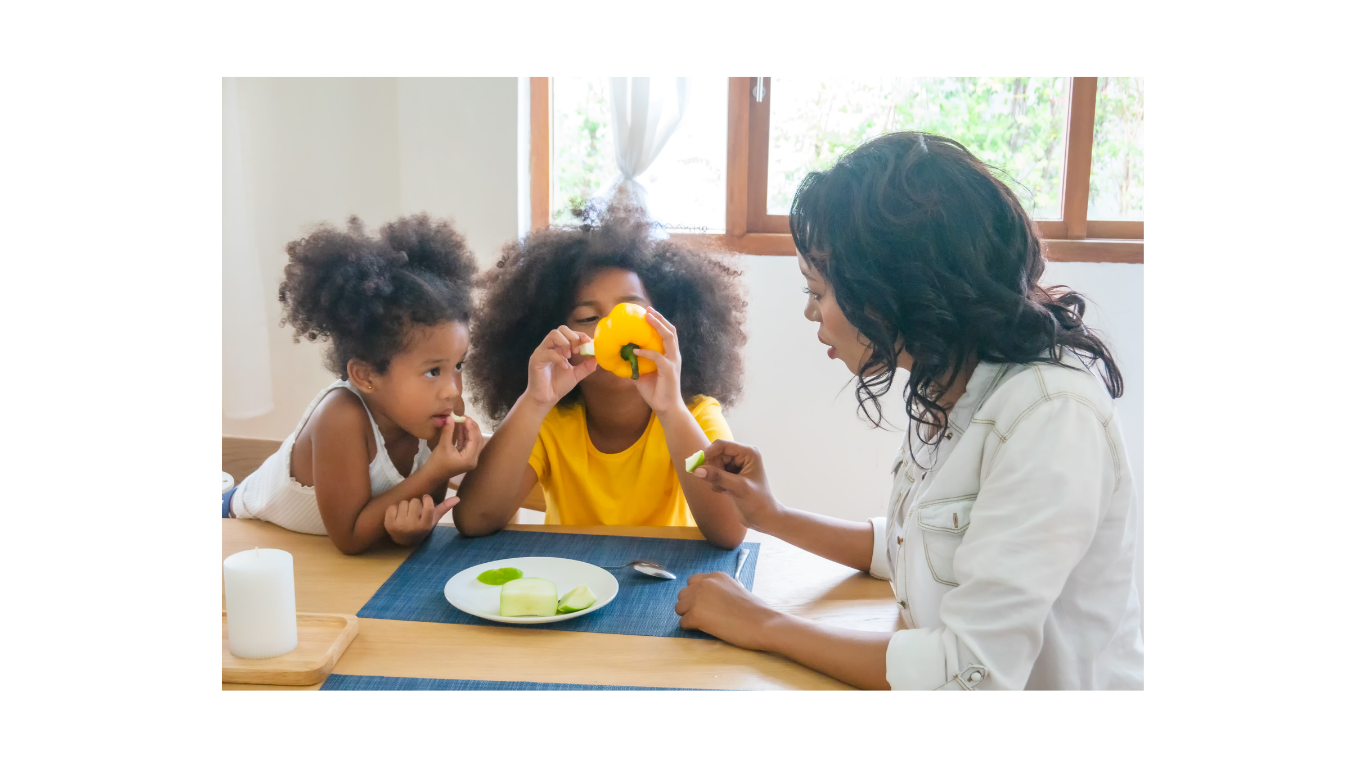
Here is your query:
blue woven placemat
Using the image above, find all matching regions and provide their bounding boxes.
[320,674,714,691]
[357,526,758,639]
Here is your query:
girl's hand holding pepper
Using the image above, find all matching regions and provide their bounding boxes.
[527,325,597,408]
[631,307,686,415]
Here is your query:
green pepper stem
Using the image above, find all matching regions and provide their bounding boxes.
[621,343,641,379]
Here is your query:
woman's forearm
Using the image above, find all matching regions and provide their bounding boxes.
[758,506,876,573]
[656,407,747,549]
[761,612,893,690]
[454,393,549,536]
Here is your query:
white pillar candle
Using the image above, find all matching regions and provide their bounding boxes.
[223,547,298,659]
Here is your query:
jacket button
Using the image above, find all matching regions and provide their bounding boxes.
[945,432,953,440]
[897,536,903,545]
[967,670,983,684]
[898,599,908,608]
[922,472,927,480]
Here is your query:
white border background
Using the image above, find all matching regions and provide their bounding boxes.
[3,0,1358,763]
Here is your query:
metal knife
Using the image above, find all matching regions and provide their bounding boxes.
[734,548,749,585]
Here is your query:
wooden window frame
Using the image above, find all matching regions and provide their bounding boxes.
[529,77,1141,263]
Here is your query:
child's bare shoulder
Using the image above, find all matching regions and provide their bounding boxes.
[306,387,372,441]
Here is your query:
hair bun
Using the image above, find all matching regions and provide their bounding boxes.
[278,214,479,377]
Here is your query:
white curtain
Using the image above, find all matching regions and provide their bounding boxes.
[222,78,274,419]
[598,78,690,222]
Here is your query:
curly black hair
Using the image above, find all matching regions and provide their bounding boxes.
[791,131,1123,441]
[467,203,748,423]
[278,213,480,378]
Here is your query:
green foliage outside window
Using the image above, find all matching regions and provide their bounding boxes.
[768,77,1069,219]
[1089,77,1144,219]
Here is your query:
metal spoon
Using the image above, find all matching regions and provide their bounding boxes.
[601,559,676,580]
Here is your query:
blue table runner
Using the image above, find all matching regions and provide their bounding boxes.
[357,526,758,639]
[320,674,715,691]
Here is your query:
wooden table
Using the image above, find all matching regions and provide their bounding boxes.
[222,520,903,691]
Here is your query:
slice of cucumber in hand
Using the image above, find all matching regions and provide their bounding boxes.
[685,450,706,473]
[556,585,598,614]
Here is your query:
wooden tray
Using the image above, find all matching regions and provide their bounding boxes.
[222,612,358,686]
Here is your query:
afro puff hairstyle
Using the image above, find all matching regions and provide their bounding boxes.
[466,203,748,423]
[277,213,479,379]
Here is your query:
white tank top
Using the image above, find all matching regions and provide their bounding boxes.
[231,379,432,535]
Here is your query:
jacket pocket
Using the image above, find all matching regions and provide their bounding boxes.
[916,495,976,587]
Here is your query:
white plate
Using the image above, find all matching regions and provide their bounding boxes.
[444,557,619,624]
[222,472,234,493]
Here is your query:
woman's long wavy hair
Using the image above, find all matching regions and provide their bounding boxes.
[790,131,1123,442]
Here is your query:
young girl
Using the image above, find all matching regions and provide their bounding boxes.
[223,214,485,555]
[455,206,748,549]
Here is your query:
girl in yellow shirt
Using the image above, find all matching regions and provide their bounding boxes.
[454,205,749,548]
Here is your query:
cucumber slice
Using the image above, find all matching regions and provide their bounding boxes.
[556,585,598,614]
[499,577,558,617]
[685,450,706,473]
[477,567,523,585]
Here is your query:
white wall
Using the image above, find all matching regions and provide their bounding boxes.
[222,77,518,440]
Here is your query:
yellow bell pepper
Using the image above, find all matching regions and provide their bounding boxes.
[593,303,665,379]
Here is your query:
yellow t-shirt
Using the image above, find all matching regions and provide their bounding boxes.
[528,396,733,527]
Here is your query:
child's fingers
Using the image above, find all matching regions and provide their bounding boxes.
[643,311,680,358]
[457,417,483,456]
[647,306,677,334]
[634,349,670,368]
[548,326,579,357]
[435,495,461,517]
[448,413,472,453]
[385,503,399,528]
[573,356,597,380]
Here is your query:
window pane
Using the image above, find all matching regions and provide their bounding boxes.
[551,77,613,226]
[552,77,726,233]
[1088,77,1144,220]
[767,77,1067,219]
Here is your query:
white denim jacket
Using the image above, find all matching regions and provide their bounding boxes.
[869,351,1144,690]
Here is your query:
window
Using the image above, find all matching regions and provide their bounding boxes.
[530,77,1142,263]
[549,77,728,233]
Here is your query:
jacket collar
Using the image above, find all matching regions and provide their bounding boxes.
[947,359,1010,434]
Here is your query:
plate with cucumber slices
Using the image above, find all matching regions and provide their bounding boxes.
[444,557,620,624]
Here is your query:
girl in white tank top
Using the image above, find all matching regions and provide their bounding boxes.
[225,214,485,554]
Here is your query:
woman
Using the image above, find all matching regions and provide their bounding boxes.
[675,132,1144,690]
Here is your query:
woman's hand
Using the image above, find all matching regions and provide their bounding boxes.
[632,307,686,415]
[691,440,783,532]
[526,325,597,407]
[428,413,484,479]
[384,494,457,546]
[675,572,781,650]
